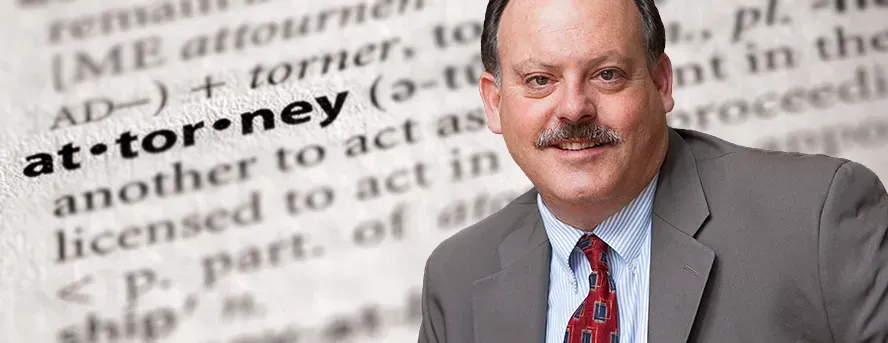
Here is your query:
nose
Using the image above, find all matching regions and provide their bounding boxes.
[555,78,597,123]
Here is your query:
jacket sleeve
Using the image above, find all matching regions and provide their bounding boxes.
[818,161,888,343]
[418,255,446,343]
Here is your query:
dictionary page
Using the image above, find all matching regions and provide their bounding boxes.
[0,0,885,342]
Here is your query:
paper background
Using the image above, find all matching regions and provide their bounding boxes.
[0,0,885,341]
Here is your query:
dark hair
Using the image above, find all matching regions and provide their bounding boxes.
[481,0,666,81]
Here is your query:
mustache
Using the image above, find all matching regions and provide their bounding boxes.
[534,121,622,148]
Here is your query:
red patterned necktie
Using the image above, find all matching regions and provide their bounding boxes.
[564,234,619,343]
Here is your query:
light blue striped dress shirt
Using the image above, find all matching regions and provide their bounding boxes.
[538,173,658,343]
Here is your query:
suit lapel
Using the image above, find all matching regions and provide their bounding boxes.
[470,129,717,343]
[473,191,551,343]
[648,129,716,343]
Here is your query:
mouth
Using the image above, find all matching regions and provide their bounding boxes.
[549,140,610,151]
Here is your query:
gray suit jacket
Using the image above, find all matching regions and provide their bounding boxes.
[417,128,888,343]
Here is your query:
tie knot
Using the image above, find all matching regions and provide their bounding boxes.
[576,234,610,271]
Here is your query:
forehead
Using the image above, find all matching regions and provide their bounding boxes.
[497,0,644,65]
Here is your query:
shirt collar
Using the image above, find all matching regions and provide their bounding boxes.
[538,173,659,265]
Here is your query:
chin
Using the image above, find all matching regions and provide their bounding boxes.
[541,171,619,206]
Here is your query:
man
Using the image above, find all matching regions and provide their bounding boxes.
[417,0,888,342]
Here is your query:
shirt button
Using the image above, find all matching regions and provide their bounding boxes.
[632,260,639,272]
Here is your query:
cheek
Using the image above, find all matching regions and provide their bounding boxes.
[501,97,555,142]
[598,93,650,132]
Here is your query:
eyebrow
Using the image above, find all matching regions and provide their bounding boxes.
[512,59,559,75]
[511,50,633,75]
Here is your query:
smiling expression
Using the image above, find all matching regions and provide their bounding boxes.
[480,0,674,210]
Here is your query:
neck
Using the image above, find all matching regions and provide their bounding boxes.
[542,130,669,232]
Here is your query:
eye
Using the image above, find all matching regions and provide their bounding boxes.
[527,75,551,86]
[597,69,622,82]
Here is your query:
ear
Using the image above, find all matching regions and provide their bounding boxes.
[651,53,674,113]
[479,71,503,134]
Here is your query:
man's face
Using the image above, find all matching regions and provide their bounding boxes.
[480,0,674,206]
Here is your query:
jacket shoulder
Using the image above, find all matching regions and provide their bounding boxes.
[674,128,856,223]
[424,191,539,282]
[676,128,849,178]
